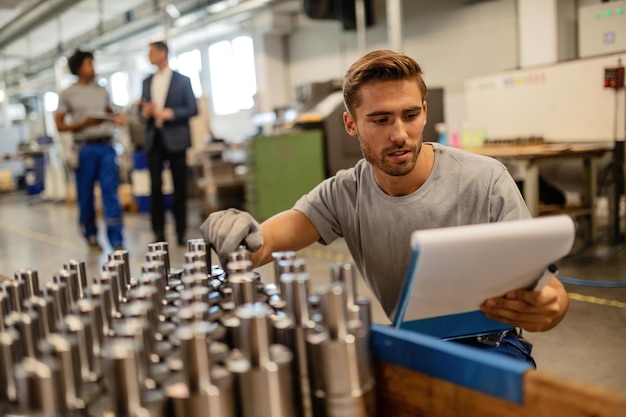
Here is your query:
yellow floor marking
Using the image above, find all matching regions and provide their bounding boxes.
[0,221,85,251]
[569,293,626,309]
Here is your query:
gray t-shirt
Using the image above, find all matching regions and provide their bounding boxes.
[57,82,113,141]
[293,142,531,318]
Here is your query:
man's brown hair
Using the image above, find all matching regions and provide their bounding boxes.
[150,40,169,55]
[343,50,428,115]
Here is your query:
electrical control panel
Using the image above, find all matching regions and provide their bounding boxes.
[604,66,625,89]
[579,0,626,58]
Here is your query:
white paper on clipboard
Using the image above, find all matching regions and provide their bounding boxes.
[394,215,575,334]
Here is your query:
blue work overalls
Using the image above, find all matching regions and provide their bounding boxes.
[75,142,123,248]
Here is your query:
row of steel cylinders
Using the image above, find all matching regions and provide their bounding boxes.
[0,240,376,417]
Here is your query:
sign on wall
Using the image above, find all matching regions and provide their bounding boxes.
[464,53,626,143]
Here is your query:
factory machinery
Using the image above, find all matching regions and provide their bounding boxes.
[0,241,376,417]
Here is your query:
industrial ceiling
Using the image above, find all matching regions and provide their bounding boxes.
[0,0,297,95]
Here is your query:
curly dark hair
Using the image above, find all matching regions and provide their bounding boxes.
[67,50,94,75]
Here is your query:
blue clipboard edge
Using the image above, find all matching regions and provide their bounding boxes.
[392,246,420,328]
[372,323,532,404]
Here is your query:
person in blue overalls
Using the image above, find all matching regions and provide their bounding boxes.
[55,49,126,252]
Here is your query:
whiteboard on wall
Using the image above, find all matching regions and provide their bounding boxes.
[464,53,626,143]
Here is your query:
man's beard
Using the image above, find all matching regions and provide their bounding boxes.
[359,139,422,177]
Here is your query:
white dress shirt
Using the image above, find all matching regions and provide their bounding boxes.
[150,67,172,127]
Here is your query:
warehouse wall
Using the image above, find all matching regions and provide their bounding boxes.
[287,0,520,136]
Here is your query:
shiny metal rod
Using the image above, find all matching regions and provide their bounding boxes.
[64,260,88,299]
[14,269,40,299]
[102,338,148,417]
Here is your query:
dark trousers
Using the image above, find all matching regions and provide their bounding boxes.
[147,130,188,240]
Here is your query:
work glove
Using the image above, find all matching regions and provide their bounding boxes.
[199,208,263,268]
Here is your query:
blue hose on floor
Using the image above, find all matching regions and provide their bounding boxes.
[557,274,626,288]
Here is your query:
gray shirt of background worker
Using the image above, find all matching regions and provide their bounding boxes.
[57,83,114,142]
[293,142,531,318]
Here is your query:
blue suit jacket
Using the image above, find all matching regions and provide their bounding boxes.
[141,71,198,153]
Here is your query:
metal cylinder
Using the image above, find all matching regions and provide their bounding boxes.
[228,245,251,263]
[3,279,25,312]
[39,333,84,411]
[330,263,360,322]
[54,269,80,311]
[109,249,132,290]
[167,321,235,417]
[44,282,70,329]
[142,260,168,290]
[272,251,298,285]
[228,272,257,307]
[64,314,98,383]
[318,283,349,340]
[183,261,209,280]
[188,237,213,274]
[186,238,207,253]
[306,283,376,417]
[176,321,215,390]
[112,318,154,389]
[226,260,253,275]
[14,268,40,299]
[85,283,114,337]
[75,298,104,360]
[64,260,88,299]
[97,270,122,318]
[279,273,314,417]
[0,328,21,403]
[102,260,127,304]
[230,303,296,417]
[0,291,10,332]
[147,243,171,276]
[102,338,148,417]
[23,296,55,340]
[121,300,159,338]
[5,310,40,358]
[185,250,209,272]
[15,356,64,415]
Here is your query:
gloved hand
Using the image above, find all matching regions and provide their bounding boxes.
[199,208,263,267]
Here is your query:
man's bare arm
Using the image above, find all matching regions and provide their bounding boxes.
[251,209,321,268]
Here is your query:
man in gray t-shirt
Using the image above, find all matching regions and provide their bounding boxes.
[55,49,125,251]
[200,50,569,364]
[293,143,530,317]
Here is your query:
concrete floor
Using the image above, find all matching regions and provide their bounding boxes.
[1,192,625,394]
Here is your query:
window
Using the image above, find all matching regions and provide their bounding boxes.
[110,71,130,107]
[177,49,203,98]
[208,36,256,115]
[43,92,59,112]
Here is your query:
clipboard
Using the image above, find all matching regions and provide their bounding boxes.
[86,112,117,121]
[392,215,576,340]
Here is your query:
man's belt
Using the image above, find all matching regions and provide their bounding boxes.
[454,329,515,347]
[75,136,112,145]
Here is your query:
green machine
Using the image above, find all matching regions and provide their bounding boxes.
[246,130,326,221]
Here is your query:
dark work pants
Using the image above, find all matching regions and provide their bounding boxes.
[147,129,188,240]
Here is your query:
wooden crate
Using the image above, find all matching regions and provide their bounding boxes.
[372,324,626,417]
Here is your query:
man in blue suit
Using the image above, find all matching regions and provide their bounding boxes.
[141,41,198,245]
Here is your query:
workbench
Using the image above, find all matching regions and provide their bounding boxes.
[467,143,613,241]
[372,324,626,417]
